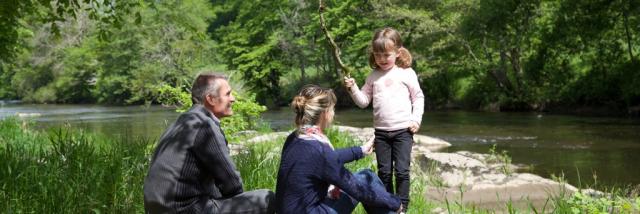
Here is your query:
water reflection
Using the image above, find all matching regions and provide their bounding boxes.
[1,104,639,187]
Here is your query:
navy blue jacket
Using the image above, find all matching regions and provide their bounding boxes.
[275,132,401,213]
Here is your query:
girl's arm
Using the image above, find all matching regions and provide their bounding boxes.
[406,68,425,125]
[347,77,373,108]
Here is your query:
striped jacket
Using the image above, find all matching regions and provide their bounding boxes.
[144,104,242,213]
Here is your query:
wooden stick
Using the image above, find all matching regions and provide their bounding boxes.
[319,0,351,78]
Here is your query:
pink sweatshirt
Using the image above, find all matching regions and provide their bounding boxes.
[348,66,425,131]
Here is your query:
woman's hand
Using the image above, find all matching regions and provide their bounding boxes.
[344,77,356,89]
[409,121,420,134]
[397,203,404,213]
[361,137,374,155]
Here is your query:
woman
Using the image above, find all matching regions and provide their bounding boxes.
[275,85,402,214]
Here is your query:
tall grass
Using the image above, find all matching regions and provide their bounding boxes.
[2,117,638,213]
[1,117,149,213]
[233,128,436,214]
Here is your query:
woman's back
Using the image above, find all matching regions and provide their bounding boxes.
[276,132,334,214]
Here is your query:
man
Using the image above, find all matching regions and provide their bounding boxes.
[144,72,274,214]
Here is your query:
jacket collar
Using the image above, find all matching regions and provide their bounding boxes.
[189,104,220,124]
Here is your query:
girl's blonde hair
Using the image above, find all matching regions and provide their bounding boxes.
[368,27,413,69]
[291,85,337,127]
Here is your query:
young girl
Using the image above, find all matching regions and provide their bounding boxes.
[275,85,402,214]
[344,27,425,213]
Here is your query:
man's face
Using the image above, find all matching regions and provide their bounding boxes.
[208,79,235,118]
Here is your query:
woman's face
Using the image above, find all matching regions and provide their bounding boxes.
[320,106,335,129]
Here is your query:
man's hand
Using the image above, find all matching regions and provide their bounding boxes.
[409,121,420,134]
[361,137,374,155]
[344,77,356,89]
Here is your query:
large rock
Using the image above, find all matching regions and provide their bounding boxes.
[243,131,289,144]
[418,151,578,212]
[332,125,451,152]
[413,135,451,151]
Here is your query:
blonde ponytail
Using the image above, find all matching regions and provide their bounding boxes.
[396,47,413,68]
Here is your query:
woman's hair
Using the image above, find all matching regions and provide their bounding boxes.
[368,27,413,69]
[291,85,337,127]
[191,72,228,104]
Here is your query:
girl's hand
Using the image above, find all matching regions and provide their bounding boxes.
[343,77,356,89]
[409,121,420,133]
[361,137,374,155]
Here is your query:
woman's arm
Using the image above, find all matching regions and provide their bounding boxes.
[333,147,363,163]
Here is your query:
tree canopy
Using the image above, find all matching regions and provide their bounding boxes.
[1,0,639,115]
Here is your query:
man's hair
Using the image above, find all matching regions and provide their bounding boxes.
[191,72,229,104]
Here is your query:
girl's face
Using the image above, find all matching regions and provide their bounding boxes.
[373,50,397,71]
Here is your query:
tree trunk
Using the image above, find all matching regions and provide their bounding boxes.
[623,9,635,62]
[509,47,523,94]
[298,52,306,83]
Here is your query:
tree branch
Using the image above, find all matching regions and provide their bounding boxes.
[318,0,351,78]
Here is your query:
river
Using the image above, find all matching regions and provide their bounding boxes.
[1,104,639,188]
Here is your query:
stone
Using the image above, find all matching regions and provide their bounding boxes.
[243,131,289,144]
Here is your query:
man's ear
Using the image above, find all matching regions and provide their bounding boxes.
[205,94,216,106]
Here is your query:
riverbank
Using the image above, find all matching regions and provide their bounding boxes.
[1,118,639,213]
[233,125,640,213]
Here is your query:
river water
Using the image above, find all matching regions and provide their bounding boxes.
[1,104,639,188]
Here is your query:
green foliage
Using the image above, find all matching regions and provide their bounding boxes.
[562,192,639,214]
[2,0,640,115]
[2,0,217,105]
[155,84,192,111]
[0,118,149,213]
[487,144,513,175]
[154,83,267,136]
[223,92,268,136]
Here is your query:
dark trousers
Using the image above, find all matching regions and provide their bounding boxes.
[374,128,413,209]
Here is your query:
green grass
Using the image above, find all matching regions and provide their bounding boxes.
[1,118,639,213]
[0,117,149,213]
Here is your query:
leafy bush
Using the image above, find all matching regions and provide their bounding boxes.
[155,84,267,136]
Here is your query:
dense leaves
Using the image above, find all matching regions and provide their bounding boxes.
[1,0,639,114]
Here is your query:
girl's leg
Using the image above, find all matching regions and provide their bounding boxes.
[373,130,393,193]
[391,129,413,211]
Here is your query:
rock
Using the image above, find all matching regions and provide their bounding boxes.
[332,125,452,152]
[16,112,41,117]
[421,152,486,172]
[431,207,446,214]
[243,132,289,144]
[228,144,246,156]
[425,180,576,212]
[419,150,579,212]
[413,135,451,151]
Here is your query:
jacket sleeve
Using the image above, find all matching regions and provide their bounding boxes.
[192,126,243,197]
[321,148,401,210]
[333,146,364,164]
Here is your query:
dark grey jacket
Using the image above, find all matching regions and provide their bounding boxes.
[144,104,243,213]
